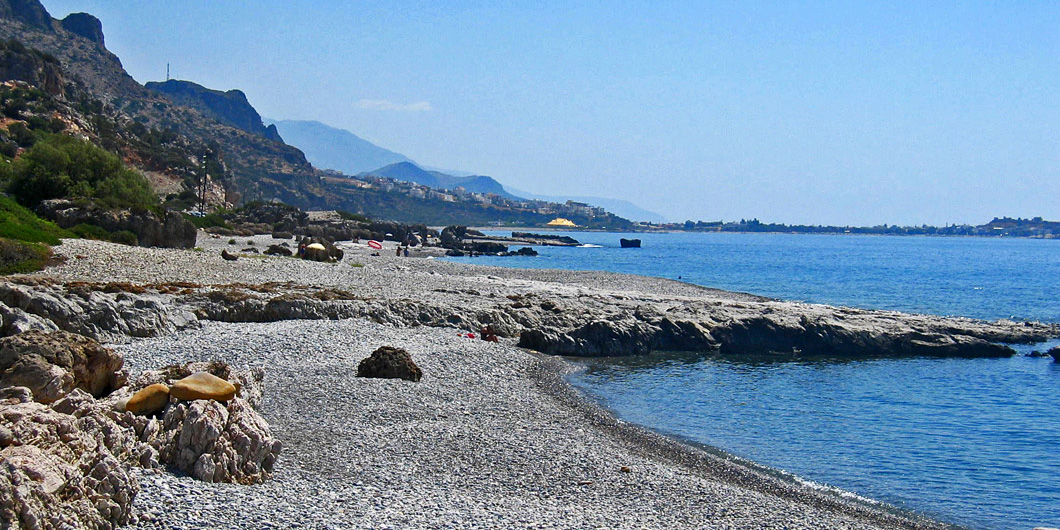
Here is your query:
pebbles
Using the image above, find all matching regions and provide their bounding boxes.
[112,320,944,530]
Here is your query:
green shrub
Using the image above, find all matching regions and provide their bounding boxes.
[70,223,110,240]
[6,134,158,209]
[0,237,52,274]
[336,210,370,223]
[108,230,138,246]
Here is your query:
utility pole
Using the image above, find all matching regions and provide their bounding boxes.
[166,63,170,81]
[198,150,208,215]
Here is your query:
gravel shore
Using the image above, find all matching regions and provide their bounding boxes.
[38,235,960,529]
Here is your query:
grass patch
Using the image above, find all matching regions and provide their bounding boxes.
[0,237,53,274]
[0,196,73,245]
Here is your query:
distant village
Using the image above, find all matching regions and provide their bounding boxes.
[321,170,612,226]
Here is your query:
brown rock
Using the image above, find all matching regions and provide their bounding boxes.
[126,383,170,416]
[170,372,236,402]
[357,346,422,382]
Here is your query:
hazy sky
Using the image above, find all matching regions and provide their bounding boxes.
[40,1,1060,225]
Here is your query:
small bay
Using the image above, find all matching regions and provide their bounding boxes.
[448,231,1060,530]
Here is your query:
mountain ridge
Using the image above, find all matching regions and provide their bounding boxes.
[266,118,412,175]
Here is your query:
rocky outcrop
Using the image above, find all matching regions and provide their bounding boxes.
[0,388,142,530]
[357,346,422,382]
[0,330,125,403]
[0,40,64,96]
[38,200,197,249]
[298,237,343,262]
[1049,346,1060,363]
[0,278,1056,363]
[145,80,281,143]
[59,13,103,47]
[0,0,53,31]
[120,361,278,484]
[0,281,199,341]
[155,397,279,484]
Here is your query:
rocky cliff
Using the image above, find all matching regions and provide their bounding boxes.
[146,80,284,143]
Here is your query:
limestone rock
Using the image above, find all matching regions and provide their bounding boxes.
[170,372,236,402]
[0,330,126,404]
[126,383,169,416]
[157,398,280,484]
[357,346,422,382]
[0,281,199,341]
[0,399,142,530]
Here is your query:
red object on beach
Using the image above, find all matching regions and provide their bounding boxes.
[467,333,476,339]
[367,240,383,250]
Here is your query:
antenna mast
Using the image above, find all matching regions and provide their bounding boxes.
[166,63,170,81]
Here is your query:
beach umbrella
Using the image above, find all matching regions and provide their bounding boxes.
[306,243,326,251]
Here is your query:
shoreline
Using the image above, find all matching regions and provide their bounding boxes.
[15,234,1051,528]
[530,356,959,530]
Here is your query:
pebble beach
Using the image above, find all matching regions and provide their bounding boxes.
[38,235,961,530]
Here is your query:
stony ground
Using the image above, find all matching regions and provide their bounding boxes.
[35,235,963,529]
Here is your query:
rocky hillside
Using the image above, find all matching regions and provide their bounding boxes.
[146,80,283,143]
[0,0,322,206]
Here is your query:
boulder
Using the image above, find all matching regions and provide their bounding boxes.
[1049,346,1060,363]
[221,249,238,261]
[125,383,169,416]
[37,200,197,248]
[264,244,292,257]
[155,398,280,484]
[298,237,343,262]
[357,346,422,382]
[0,330,126,403]
[170,372,236,402]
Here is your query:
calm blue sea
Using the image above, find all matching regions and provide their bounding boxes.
[447,231,1060,530]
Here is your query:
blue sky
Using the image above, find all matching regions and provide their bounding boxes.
[40,1,1060,225]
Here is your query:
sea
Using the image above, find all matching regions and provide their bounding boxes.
[446,231,1060,530]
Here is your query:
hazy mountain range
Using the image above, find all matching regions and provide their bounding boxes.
[269,119,666,222]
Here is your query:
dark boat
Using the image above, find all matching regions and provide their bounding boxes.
[620,238,641,248]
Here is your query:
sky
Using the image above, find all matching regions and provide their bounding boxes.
[39,1,1060,225]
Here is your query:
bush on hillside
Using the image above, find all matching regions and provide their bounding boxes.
[108,230,138,246]
[69,222,110,240]
[6,134,157,209]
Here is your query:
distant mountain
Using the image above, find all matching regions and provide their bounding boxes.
[266,119,413,175]
[363,162,522,200]
[146,79,283,142]
[363,161,438,187]
[505,188,667,223]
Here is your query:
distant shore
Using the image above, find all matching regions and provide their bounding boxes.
[20,234,996,529]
